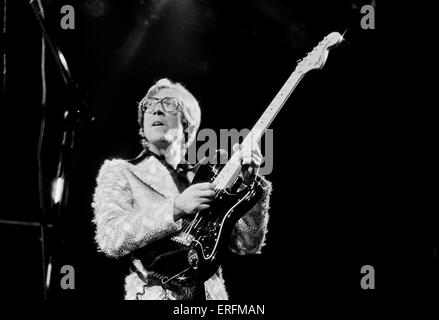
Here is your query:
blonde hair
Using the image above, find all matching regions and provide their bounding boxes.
[138,78,201,149]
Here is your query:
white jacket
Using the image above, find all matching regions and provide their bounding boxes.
[92,154,271,300]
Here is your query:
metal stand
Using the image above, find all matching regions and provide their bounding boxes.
[29,0,89,299]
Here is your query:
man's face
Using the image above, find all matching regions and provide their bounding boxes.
[142,88,186,148]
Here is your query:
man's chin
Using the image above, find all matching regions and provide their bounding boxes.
[151,137,170,146]
[148,131,183,148]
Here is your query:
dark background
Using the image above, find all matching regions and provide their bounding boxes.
[0,0,436,304]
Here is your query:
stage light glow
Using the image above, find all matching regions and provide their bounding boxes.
[52,177,64,204]
[84,0,107,18]
[46,262,52,288]
[57,51,70,74]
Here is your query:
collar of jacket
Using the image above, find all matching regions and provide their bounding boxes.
[126,149,195,198]
[128,149,195,172]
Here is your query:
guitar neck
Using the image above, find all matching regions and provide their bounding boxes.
[246,71,304,144]
[214,71,305,190]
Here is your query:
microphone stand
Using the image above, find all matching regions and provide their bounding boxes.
[29,0,90,300]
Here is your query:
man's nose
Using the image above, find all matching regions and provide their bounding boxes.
[152,108,165,115]
[151,103,165,115]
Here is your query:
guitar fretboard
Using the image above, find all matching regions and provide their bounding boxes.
[214,71,304,190]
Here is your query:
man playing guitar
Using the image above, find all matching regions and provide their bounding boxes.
[92,78,271,300]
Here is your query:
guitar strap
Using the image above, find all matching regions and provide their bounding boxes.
[130,259,206,300]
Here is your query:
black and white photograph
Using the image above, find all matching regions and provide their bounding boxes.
[0,0,435,314]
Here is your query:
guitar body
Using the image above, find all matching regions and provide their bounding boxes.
[132,150,264,287]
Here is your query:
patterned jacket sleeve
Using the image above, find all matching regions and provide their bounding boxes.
[229,176,272,255]
[92,160,182,258]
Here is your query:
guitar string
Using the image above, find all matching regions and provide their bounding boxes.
[179,165,225,235]
[180,188,223,235]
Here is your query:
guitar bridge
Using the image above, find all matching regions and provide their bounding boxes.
[171,232,194,246]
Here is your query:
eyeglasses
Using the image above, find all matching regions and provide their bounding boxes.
[140,97,181,114]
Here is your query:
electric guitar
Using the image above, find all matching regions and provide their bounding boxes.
[131,31,344,287]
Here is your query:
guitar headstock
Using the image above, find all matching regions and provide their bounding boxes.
[295,32,343,74]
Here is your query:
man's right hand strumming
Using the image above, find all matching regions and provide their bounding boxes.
[173,182,215,220]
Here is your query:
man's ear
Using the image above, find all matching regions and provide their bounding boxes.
[183,120,189,132]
